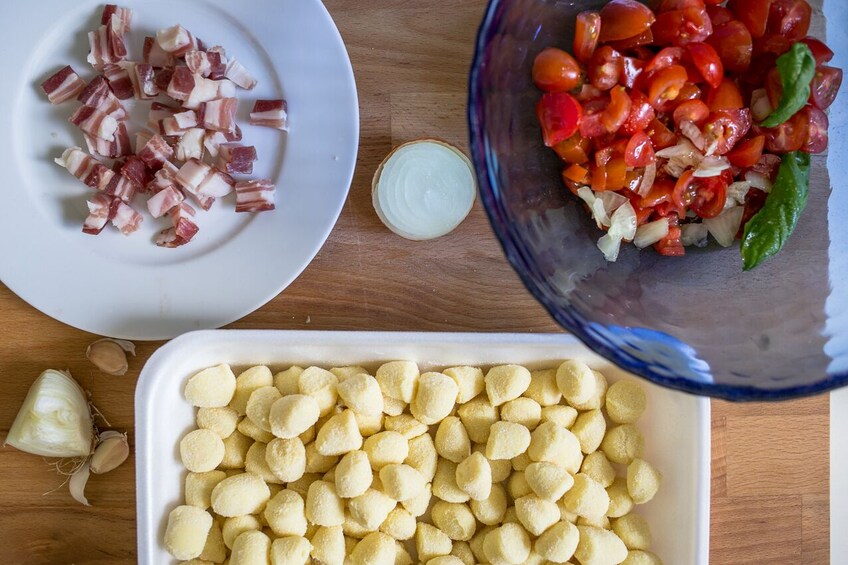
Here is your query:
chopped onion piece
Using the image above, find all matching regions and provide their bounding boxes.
[726,181,752,208]
[372,139,477,240]
[634,218,670,249]
[597,202,637,262]
[751,88,773,122]
[637,163,656,196]
[694,156,731,178]
[657,139,703,178]
[598,191,628,216]
[704,206,744,247]
[745,170,772,192]
[681,223,710,247]
[678,120,706,151]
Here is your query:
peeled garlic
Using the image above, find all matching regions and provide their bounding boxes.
[90,431,129,474]
[86,338,135,376]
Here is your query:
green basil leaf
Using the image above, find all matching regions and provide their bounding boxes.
[760,43,816,128]
[741,151,811,271]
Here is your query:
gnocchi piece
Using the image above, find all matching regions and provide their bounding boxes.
[382,396,407,417]
[350,531,396,564]
[238,416,275,444]
[514,495,560,536]
[450,540,476,565]
[611,513,652,551]
[469,526,494,563]
[315,409,363,456]
[485,421,530,460]
[305,441,339,474]
[607,477,635,518]
[555,360,596,407]
[210,473,271,518]
[432,458,471,503]
[574,526,628,565]
[353,411,385,438]
[435,416,472,463]
[525,461,575,501]
[364,431,409,471]
[310,526,345,565]
[621,550,663,565]
[443,366,485,404]
[601,425,645,465]
[481,451,512,483]
[426,556,464,565]
[337,373,384,416]
[198,520,226,563]
[330,365,370,381]
[571,409,607,454]
[269,394,320,439]
[379,464,427,501]
[230,529,271,565]
[540,405,579,429]
[482,523,531,565]
[431,501,477,541]
[270,536,312,565]
[561,474,610,520]
[348,488,397,530]
[266,437,306,483]
[507,471,532,500]
[222,515,262,550]
[484,365,531,407]
[164,505,214,560]
[230,366,274,415]
[416,523,453,563]
[196,407,240,439]
[457,397,499,444]
[344,511,373,539]
[534,520,579,563]
[605,381,647,424]
[571,370,608,411]
[380,507,417,540]
[185,364,237,408]
[455,451,492,501]
[264,489,308,537]
[384,414,428,439]
[511,452,531,472]
[500,397,542,430]
[245,386,282,433]
[581,451,616,488]
[305,480,345,527]
[335,450,373,498]
[375,361,420,403]
[298,367,339,417]
[395,542,414,565]
[524,369,562,407]
[470,483,508,526]
[528,421,583,473]
[287,473,321,499]
[411,372,459,425]
[577,514,611,529]
[502,506,521,526]
[274,366,304,396]
[185,470,227,510]
[245,442,283,484]
[180,429,225,473]
[627,459,661,504]
[401,483,432,517]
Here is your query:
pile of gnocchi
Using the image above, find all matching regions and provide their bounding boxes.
[165,360,663,565]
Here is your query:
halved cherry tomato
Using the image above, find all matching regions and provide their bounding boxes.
[536,92,583,147]
[673,170,728,218]
[645,47,687,74]
[589,46,624,91]
[580,98,611,139]
[621,57,646,89]
[676,82,704,103]
[801,37,835,66]
[646,118,679,149]
[707,21,752,72]
[727,0,772,38]
[552,133,591,164]
[810,66,843,111]
[602,86,633,132]
[639,177,677,208]
[532,48,583,92]
[654,216,685,256]
[687,43,724,88]
[706,78,744,111]
[673,99,710,127]
[754,33,793,57]
[767,0,811,41]
[703,108,752,154]
[608,29,655,51]
[737,187,768,238]
[706,5,735,27]
[646,65,688,109]
[759,109,809,152]
[652,6,713,47]
[574,11,602,63]
[726,135,765,167]
[563,163,590,183]
[598,0,656,43]
[802,105,829,154]
[592,157,628,191]
[624,131,656,167]
[574,84,604,102]
[621,91,656,135]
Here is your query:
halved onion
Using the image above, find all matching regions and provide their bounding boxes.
[372,139,477,241]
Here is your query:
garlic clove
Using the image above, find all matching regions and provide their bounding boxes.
[69,460,92,506]
[86,338,135,376]
[90,431,130,474]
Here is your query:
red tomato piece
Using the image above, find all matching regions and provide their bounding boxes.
[802,105,829,154]
[563,163,590,184]
[532,48,583,92]
[706,5,735,27]
[602,86,633,133]
[706,78,744,111]
[754,33,793,57]
[758,109,809,152]
[574,11,602,64]
[589,46,624,91]
[624,131,656,167]
[676,83,704,104]
[706,21,753,72]
[639,177,677,208]
[647,65,689,109]
[645,47,687,74]
[646,118,679,149]
[621,91,657,135]
[652,7,713,47]
[654,216,686,256]
[659,0,706,11]
[673,170,728,218]
[552,134,591,164]
[598,0,656,43]
[737,188,768,238]
[591,157,628,191]
[673,99,711,127]
[687,43,724,89]
[810,66,843,111]
[703,108,752,154]
[726,135,765,167]
[727,0,772,38]
[621,57,645,89]
[574,83,604,102]
[767,0,811,41]
[703,0,724,4]
[628,197,655,226]
[536,92,583,147]
[801,37,835,66]
[607,29,655,51]
[580,98,611,139]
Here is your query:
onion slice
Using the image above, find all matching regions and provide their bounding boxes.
[372,139,477,241]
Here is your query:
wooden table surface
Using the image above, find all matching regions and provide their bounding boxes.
[0,1,831,563]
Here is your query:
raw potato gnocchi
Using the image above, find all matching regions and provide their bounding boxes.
[169,362,663,565]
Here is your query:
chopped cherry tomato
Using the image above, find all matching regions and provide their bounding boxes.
[580,98,611,139]
[563,163,590,183]
[754,33,793,57]
[767,0,811,41]
[673,170,728,218]
[801,37,835,66]
[602,86,633,132]
[574,11,602,63]
[629,46,656,61]
[687,43,724,88]
[673,99,710,127]
[706,78,744,111]
[598,0,656,43]
[676,82,704,103]
[621,91,656,135]
[607,29,655,51]
[707,21,753,72]
[658,0,706,12]
[703,108,752,154]
[628,197,655,225]
[646,118,679,149]
[727,0,772,38]
[706,5,735,27]
[532,48,583,92]
[646,65,688,109]
[726,135,765,167]
[589,46,624,91]
[654,216,685,256]
[552,134,591,164]
[645,47,687,74]
[652,6,713,47]
[639,177,677,208]
[737,187,768,238]
[574,83,604,102]
[759,109,809,152]
[624,131,656,167]
[802,105,829,154]
[592,157,628,191]
[810,66,843,111]
[536,92,583,147]
[621,57,646,89]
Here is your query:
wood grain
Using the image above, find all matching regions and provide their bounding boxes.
[0,0,831,563]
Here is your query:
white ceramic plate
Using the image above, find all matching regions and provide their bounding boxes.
[0,0,359,340]
[135,331,710,564]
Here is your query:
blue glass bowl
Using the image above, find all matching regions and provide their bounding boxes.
[468,0,848,400]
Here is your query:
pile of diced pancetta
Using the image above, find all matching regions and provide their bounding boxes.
[41,4,287,247]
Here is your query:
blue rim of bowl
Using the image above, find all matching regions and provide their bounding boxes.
[467,0,848,401]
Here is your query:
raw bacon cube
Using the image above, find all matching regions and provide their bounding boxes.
[217,143,257,175]
[83,194,116,235]
[137,134,175,170]
[69,106,119,142]
[41,66,87,104]
[235,179,276,213]
[249,99,288,130]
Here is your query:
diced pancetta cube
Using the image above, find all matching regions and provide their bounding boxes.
[166,67,195,101]
[121,155,152,188]
[198,168,235,198]
[137,134,175,170]
[111,201,142,235]
[174,110,199,129]
[84,122,131,158]
[202,98,238,134]
[105,162,137,203]
[203,131,228,158]
[224,124,243,142]
[87,26,114,71]
[55,147,115,191]
[249,99,288,131]
[171,202,199,240]
[185,49,227,78]
[175,158,211,193]
[106,14,128,61]
[147,184,184,218]
[235,179,276,213]
[216,79,237,98]
[147,102,179,129]
[206,46,228,79]
[156,24,197,56]
[69,106,119,142]
[224,59,257,90]
[77,76,128,121]
[217,143,257,175]
[146,160,180,193]
[182,75,219,109]
[143,36,175,68]
[102,63,134,100]
[41,66,87,104]
[83,194,116,235]
[101,4,132,35]
[154,67,175,92]
[176,128,206,161]
[125,62,158,100]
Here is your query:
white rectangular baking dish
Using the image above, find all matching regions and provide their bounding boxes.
[135,330,710,564]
